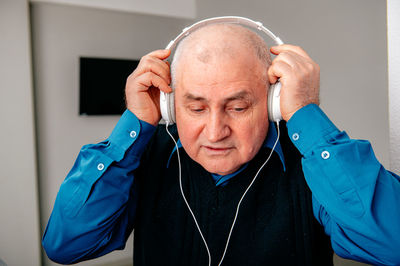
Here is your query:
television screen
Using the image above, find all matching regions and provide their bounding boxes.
[79,57,139,115]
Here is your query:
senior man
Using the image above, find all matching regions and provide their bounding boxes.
[43,24,400,265]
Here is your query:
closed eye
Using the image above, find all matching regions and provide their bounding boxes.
[227,104,249,113]
[187,104,206,114]
[233,107,246,112]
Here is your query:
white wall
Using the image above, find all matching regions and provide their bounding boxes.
[30,0,196,19]
[195,2,387,265]
[196,0,389,168]
[388,0,400,173]
[0,1,41,266]
[30,3,192,265]
[31,1,388,266]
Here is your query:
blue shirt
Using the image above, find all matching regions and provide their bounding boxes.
[42,104,400,265]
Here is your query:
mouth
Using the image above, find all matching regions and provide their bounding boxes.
[202,145,234,156]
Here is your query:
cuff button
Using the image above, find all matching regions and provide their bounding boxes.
[130,130,137,138]
[321,151,330,160]
[97,163,105,171]
[292,133,299,141]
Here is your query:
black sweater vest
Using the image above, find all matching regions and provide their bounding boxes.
[133,123,333,266]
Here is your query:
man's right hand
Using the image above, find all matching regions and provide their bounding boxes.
[125,49,172,126]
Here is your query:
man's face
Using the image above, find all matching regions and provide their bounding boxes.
[175,52,269,175]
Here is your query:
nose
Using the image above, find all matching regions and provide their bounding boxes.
[205,110,230,143]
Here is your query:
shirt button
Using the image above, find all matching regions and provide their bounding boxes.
[292,133,299,141]
[97,163,105,171]
[321,151,330,160]
[130,130,137,138]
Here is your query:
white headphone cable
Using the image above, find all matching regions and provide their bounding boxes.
[165,121,281,266]
[217,121,280,265]
[166,122,212,266]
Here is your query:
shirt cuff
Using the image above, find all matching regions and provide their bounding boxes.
[286,104,340,155]
[107,109,156,161]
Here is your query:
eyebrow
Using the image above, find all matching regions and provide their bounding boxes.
[183,90,252,103]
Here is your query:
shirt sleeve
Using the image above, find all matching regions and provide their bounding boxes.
[42,110,156,264]
[287,104,400,266]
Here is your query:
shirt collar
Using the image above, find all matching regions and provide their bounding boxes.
[166,122,286,172]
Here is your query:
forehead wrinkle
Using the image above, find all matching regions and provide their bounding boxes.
[183,92,207,102]
[182,90,254,104]
[224,91,252,102]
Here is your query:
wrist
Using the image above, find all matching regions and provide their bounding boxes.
[127,108,160,126]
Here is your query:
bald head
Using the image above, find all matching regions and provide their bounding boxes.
[170,23,271,89]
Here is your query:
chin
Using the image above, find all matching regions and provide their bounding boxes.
[201,162,241,176]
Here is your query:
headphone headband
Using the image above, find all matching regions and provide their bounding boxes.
[166,16,283,51]
[160,16,284,124]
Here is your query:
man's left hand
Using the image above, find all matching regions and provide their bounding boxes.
[268,44,320,121]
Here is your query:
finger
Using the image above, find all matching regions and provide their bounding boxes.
[133,56,171,83]
[270,44,311,59]
[134,72,172,93]
[267,66,278,84]
[146,49,171,60]
[267,60,292,84]
[272,50,308,69]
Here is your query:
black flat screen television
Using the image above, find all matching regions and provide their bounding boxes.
[79,57,139,115]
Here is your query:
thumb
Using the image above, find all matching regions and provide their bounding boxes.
[267,65,279,84]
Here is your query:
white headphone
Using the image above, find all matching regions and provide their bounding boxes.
[160,16,284,124]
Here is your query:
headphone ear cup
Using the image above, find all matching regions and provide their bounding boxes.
[267,82,282,122]
[168,92,176,123]
[160,91,176,124]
